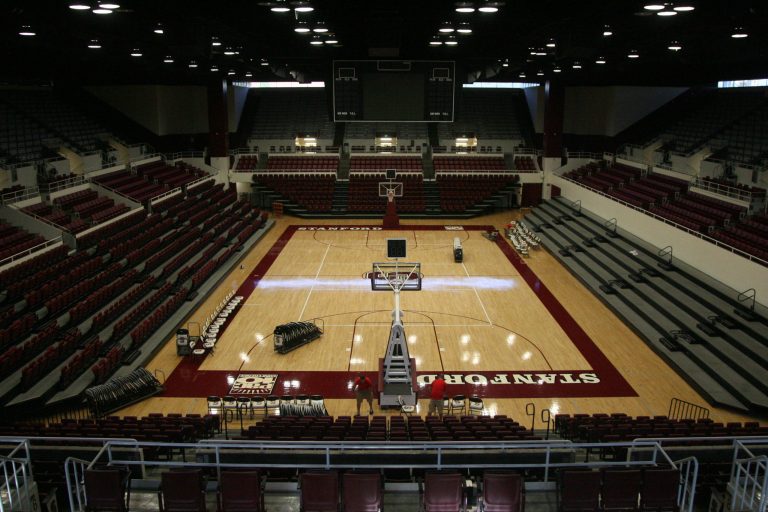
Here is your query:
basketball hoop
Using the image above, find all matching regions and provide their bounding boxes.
[387,189,395,203]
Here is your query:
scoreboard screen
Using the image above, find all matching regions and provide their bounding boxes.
[333,60,455,122]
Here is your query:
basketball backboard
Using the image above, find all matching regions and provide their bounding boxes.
[370,262,422,291]
[378,181,403,198]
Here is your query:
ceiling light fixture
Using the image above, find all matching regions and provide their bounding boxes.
[657,9,677,16]
[731,27,748,38]
[501,60,509,67]
[478,1,501,13]
[211,37,221,46]
[210,66,219,72]
[444,35,458,45]
[546,38,556,48]
[536,70,544,76]
[572,61,582,69]
[455,2,475,13]
[87,39,101,48]
[628,50,640,58]
[553,66,562,73]
[188,60,198,68]
[518,72,526,78]
[260,59,269,66]
[535,48,547,56]
[595,56,606,64]
[325,36,339,44]
[668,41,682,51]
[19,25,36,36]
[429,36,443,46]
[270,0,290,12]
[294,22,310,33]
[457,22,472,34]
[69,2,91,10]
[439,22,454,33]
[224,47,236,55]
[673,3,695,11]
[312,22,328,33]
[154,23,164,34]
[92,8,112,14]
[227,69,236,76]
[602,25,613,36]
[310,35,324,45]
[130,49,142,57]
[98,2,119,8]
[643,3,665,10]
[293,2,314,13]
[163,55,174,63]
[245,71,253,77]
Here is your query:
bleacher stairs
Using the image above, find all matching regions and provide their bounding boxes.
[331,181,349,214]
[524,197,768,415]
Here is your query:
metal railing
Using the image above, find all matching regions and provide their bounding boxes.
[0,236,63,270]
[730,440,768,512]
[0,439,34,512]
[41,174,88,194]
[668,398,710,421]
[691,177,755,203]
[0,187,40,205]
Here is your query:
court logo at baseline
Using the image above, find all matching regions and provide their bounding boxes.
[297,227,383,231]
[229,373,278,395]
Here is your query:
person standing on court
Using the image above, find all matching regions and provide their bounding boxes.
[352,372,374,416]
[427,373,447,419]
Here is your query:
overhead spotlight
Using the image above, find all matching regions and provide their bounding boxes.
[310,35,324,45]
[455,2,475,13]
[445,35,458,45]
[553,66,562,73]
[224,47,236,55]
[535,48,547,56]
[153,23,164,34]
[312,21,328,33]
[130,49,142,57]
[69,2,91,10]
[457,22,472,34]
[731,27,748,38]
[293,2,314,12]
[673,3,695,11]
[643,3,664,10]
[163,55,174,63]
[429,36,443,46]
[657,9,677,16]
[529,47,537,56]
[270,0,290,12]
[92,8,112,14]
[595,56,606,64]
[518,72,526,78]
[572,61,582,69]
[227,69,236,76]
[19,25,36,36]
[210,66,219,72]
[87,39,101,48]
[536,70,544,76]
[602,25,613,36]
[439,22,454,33]
[188,60,198,68]
[211,36,222,46]
[546,38,556,48]
[245,71,253,77]
[260,59,269,66]
[628,50,640,58]
[325,35,339,44]
[98,2,119,8]
[478,1,501,13]
[668,41,682,51]
[294,21,310,33]
[501,59,509,67]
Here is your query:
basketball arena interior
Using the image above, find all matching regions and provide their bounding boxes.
[0,1,766,511]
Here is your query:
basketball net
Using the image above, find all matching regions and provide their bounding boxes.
[387,189,395,203]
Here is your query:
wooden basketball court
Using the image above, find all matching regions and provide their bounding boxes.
[120,212,760,426]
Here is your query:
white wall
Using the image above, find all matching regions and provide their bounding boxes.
[564,86,688,136]
[552,175,768,305]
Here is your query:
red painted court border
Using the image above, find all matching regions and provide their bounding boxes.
[162,224,636,399]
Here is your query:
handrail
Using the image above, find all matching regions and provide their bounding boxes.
[658,246,673,265]
[691,177,754,203]
[0,236,64,270]
[603,217,617,234]
[737,288,756,311]
[668,397,710,421]
[525,402,536,431]
[540,408,553,439]
[41,174,88,194]
[1,186,40,205]
[674,456,699,512]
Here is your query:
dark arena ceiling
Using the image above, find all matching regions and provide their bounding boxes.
[0,0,766,87]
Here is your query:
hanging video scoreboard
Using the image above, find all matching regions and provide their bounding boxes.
[333,60,455,122]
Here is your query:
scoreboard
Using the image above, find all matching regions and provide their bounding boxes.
[333,60,455,122]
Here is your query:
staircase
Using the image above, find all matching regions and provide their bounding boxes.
[423,181,441,214]
[331,181,348,214]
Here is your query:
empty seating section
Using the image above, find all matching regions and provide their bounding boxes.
[565,161,766,262]
[654,88,767,155]
[438,89,528,144]
[21,188,130,233]
[265,155,339,172]
[240,414,538,441]
[0,89,110,153]
[255,174,334,211]
[700,176,766,199]
[349,155,423,172]
[0,222,46,260]
[235,154,258,170]
[348,174,425,212]
[91,161,207,203]
[708,101,768,166]
[0,181,269,408]
[434,156,507,172]
[514,156,536,170]
[0,101,61,163]
[437,175,514,213]
[345,122,428,151]
[248,89,334,141]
